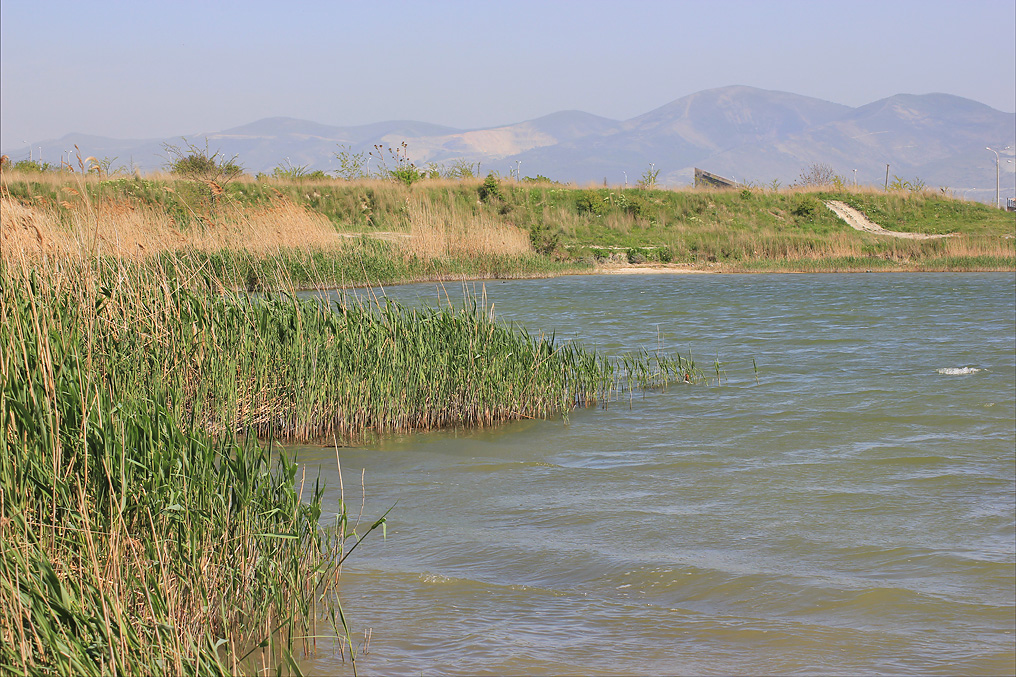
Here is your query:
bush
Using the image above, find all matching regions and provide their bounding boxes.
[163,138,243,183]
[576,190,607,216]
[529,221,560,255]
[389,165,424,186]
[627,249,647,264]
[8,159,55,173]
[616,192,646,217]
[270,159,328,181]
[334,145,368,180]
[791,195,820,219]
[478,173,503,203]
[445,159,481,179]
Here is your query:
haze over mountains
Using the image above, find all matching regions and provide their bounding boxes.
[5,86,1014,202]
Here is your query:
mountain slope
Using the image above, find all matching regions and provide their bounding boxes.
[3,87,1012,201]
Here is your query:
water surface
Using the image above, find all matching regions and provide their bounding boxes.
[295,273,1015,675]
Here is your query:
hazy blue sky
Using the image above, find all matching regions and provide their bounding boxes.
[2,0,1014,145]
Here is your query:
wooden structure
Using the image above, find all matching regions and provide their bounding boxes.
[694,168,739,189]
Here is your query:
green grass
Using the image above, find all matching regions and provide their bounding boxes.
[830,190,1007,235]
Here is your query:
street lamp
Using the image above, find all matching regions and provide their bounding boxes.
[852,169,857,187]
[986,146,1012,208]
[986,147,1001,208]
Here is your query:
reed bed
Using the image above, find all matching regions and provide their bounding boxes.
[5,257,696,443]
[0,252,699,675]
[0,258,394,675]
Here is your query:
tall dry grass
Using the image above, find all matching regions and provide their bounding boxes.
[1,173,532,266]
[1,190,341,261]
[406,197,531,258]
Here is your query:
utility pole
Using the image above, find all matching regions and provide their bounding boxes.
[885,164,890,191]
[852,169,857,187]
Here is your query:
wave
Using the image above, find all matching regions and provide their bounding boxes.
[937,367,982,375]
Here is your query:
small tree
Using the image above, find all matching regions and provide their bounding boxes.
[334,145,368,180]
[445,159,481,180]
[888,175,927,193]
[796,163,842,187]
[638,164,660,190]
[477,172,502,203]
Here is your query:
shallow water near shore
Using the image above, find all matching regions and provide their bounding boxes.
[293,273,1015,676]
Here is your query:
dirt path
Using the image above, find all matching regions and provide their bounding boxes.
[824,201,953,240]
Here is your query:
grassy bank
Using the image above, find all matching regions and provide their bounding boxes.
[2,171,1012,286]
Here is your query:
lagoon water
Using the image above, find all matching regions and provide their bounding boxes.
[294,273,1015,676]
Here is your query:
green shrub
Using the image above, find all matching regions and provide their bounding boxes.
[163,138,243,184]
[389,165,424,186]
[627,248,647,264]
[576,190,607,216]
[478,172,503,203]
[616,192,646,217]
[791,196,820,219]
[9,159,56,173]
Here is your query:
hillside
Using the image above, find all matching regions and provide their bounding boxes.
[5,86,1012,203]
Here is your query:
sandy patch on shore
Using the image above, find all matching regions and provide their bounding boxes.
[601,264,715,274]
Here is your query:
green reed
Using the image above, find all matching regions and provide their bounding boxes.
[0,255,699,674]
[42,259,699,443]
[0,259,387,675]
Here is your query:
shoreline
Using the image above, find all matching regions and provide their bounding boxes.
[288,262,1016,291]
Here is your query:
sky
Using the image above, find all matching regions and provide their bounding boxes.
[2,0,1014,146]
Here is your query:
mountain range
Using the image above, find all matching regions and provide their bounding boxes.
[5,86,1014,202]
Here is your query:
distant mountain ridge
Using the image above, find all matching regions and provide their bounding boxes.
[5,86,1013,202]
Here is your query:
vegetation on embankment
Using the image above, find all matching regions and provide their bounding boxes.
[3,170,1012,286]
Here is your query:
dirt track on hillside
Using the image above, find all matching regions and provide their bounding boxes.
[824,201,954,239]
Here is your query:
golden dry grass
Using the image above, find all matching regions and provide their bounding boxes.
[406,197,531,258]
[1,172,532,265]
[1,192,340,261]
